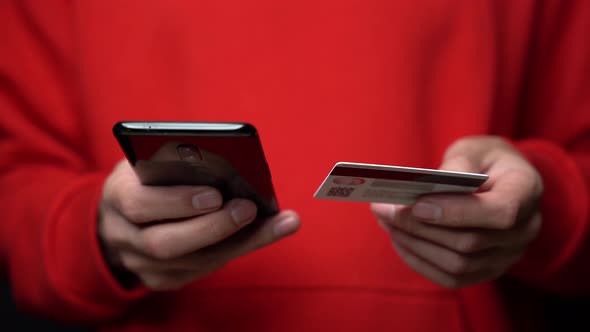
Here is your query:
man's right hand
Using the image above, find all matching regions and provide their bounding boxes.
[98,160,300,291]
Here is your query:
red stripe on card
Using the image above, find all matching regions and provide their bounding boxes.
[330,166,486,187]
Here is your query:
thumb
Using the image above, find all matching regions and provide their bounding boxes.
[439,155,480,174]
[439,137,491,173]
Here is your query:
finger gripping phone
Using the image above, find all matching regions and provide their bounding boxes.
[113,121,279,218]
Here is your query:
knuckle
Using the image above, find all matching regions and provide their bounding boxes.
[141,230,175,260]
[447,255,470,275]
[445,209,466,228]
[510,168,543,198]
[195,218,234,246]
[101,227,127,250]
[142,275,184,291]
[455,207,468,227]
[437,202,466,227]
[98,214,135,250]
[123,203,148,223]
[116,189,148,222]
[517,168,537,186]
[97,212,118,241]
[455,233,483,253]
[400,214,421,234]
[119,253,148,272]
[207,217,235,240]
[495,200,519,229]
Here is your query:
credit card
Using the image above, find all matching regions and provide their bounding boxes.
[314,162,489,205]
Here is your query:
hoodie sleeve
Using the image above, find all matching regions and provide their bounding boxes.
[0,1,148,323]
[508,0,590,295]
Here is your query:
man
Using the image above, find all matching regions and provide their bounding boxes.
[1,1,589,331]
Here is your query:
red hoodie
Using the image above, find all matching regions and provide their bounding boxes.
[1,1,589,331]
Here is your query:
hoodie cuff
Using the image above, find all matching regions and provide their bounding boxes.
[508,139,589,286]
[45,173,150,319]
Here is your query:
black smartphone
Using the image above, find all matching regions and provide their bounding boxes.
[113,121,279,218]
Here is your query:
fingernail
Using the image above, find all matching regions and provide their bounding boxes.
[273,216,299,238]
[230,200,257,226]
[192,190,221,210]
[412,202,442,221]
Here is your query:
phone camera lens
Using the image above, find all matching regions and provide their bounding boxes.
[176,144,203,163]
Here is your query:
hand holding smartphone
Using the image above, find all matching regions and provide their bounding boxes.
[113,121,279,218]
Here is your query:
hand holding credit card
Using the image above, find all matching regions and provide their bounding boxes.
[314,162,489,205]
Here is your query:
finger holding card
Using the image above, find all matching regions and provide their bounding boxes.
[372,202,542,288]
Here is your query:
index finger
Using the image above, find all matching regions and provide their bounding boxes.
[133,198,258,260]
[107,162,223,223]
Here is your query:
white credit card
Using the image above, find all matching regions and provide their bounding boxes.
[314,162,489,205]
